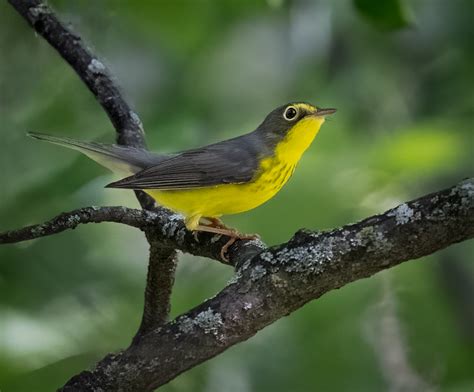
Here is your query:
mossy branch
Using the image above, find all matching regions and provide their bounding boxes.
[58,179,473,391]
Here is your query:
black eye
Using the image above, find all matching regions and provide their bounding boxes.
[284,106,298,121]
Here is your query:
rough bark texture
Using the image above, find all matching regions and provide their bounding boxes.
[56,179,474,390]
[0,206,263,266]
[4,1,474,391]
[133,243,178,342]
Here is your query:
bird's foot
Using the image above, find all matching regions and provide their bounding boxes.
[201,217,229,229]
[193,224,260,261]
[220,232,260,262]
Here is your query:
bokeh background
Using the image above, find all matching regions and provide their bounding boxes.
[1,0,473,391]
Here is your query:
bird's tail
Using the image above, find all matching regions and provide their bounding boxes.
[28,132,165,175]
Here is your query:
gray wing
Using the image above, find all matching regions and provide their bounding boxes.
[106,133,263,190]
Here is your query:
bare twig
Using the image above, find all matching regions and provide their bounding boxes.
[0,205,264,266]
[60,179,474,391]
[0,206,145,242]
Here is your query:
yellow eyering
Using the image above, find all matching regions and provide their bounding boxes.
[146,109,325,230]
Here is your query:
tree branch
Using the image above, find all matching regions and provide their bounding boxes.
[0,206,145,243]
[59,179,474,391]
[133,243,178,343]
[8,0,145,148]
[0,206,265,266]
[8,0,175,330]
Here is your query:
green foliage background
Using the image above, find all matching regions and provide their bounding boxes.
[0,0,473,391]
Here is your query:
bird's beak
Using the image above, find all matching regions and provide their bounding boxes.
[312,108,337,117]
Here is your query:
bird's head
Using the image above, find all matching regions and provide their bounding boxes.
[257,102,336,142]
[254,102,336,159]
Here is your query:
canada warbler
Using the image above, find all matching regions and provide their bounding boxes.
[29,102,335,257]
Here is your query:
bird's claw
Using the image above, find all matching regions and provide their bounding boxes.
[220,233,260,262]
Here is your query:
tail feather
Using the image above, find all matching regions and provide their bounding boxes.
[28,132,167,175]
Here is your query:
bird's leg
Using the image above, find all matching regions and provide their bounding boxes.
[201,217,228,229]
[193,224,259,261]
[185,215,203,242]
[220,232,260,262]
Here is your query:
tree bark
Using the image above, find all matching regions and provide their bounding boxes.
[58,179,473,391]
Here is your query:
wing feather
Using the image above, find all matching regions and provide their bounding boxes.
[106,133,264,190]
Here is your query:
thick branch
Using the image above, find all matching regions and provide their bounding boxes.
[0,206,265,266]
[60,179,474,391]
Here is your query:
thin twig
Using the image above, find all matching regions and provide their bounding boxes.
[0,205,264,265]
[0,206,144,243]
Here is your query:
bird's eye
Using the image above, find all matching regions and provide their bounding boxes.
[284,106,298,121]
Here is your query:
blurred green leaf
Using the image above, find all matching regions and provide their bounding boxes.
[370,124,464,180]
[354,0,412,31]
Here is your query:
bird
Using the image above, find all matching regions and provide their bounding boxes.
[28,102,336,259]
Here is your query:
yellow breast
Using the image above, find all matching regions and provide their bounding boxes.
[146,116,324,228]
